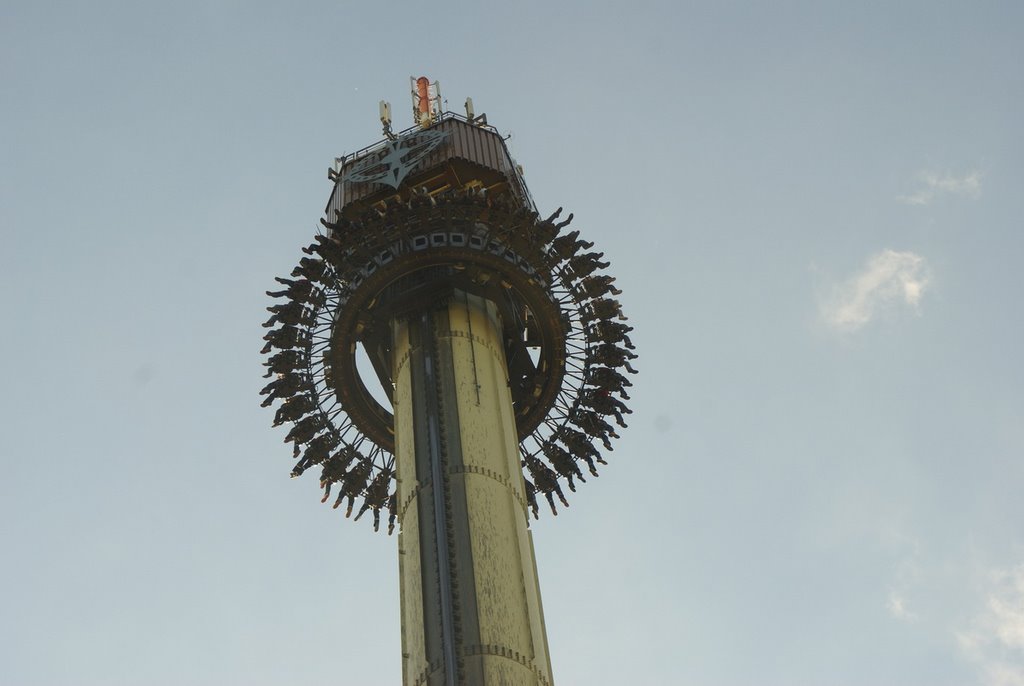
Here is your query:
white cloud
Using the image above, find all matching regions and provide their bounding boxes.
[900,170,982,206]
[958,564,1024,686]
[820,249,931,331]
[887,589,918,621]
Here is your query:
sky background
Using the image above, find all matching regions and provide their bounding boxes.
[3,2,1023,685]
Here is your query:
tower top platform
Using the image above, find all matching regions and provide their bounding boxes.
[326,113,535,219]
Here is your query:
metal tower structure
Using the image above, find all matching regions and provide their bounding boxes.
[260,77,636,686]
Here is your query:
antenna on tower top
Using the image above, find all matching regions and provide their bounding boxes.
[379,100,395,140]
[411,76,442,127]
[464,96,486,126]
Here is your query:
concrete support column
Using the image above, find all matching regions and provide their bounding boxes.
[392,290,554,686]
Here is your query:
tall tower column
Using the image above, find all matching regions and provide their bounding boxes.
[261,96,636,686]
[392,289,554,686]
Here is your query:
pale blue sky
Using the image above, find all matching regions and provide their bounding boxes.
[3,2,1023,685]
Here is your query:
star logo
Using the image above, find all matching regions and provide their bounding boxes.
[345,128,450,189]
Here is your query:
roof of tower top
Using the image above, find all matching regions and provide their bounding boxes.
[325,77,533,219]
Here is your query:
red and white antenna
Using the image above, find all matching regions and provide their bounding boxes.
[410,76,442,127]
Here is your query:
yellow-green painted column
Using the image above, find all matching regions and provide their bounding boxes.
[392,290,554,686]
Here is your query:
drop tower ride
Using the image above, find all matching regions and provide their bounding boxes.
[260,78,636,686]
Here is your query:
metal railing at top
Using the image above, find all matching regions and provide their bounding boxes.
[336,111,499,166]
